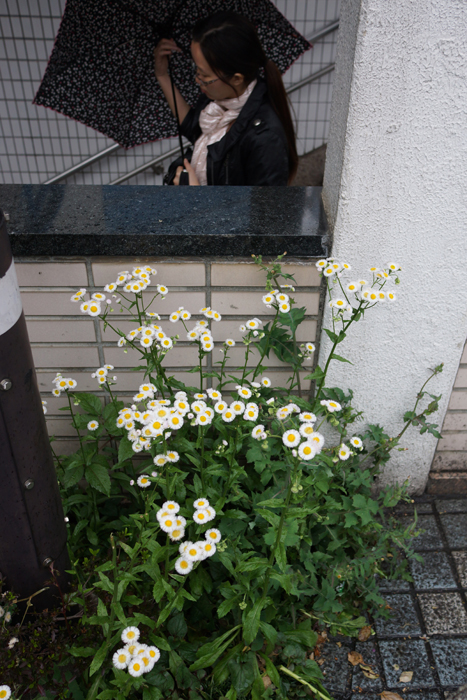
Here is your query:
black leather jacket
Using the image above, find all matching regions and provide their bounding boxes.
[179,79,289,186]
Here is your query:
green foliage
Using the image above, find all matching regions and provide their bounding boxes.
[3,255,443,699]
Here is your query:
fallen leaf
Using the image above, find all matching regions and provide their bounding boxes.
[317,659,325,666]
[358,625,372,642]
[380,693,404,700]
[337,642,342,648]
[348,651,364,666]
[362,668,380,680]
[393,664,400,670]
[309,652,314,660]
[262,675,272,690]
[399,671,413,683]
[360,663,375,673]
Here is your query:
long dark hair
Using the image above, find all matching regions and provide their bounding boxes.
[192,11,298,183]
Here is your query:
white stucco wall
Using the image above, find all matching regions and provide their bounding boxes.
[321,0,467,493]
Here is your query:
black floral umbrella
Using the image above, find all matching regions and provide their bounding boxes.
[33,0,311,148]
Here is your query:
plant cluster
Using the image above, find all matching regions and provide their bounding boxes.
[1,255,443,700]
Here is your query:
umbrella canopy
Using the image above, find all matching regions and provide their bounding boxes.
[33,0,311,148]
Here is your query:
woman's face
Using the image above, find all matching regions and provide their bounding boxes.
[191,41,247,100]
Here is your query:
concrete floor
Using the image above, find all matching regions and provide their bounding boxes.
[315,497,467,700]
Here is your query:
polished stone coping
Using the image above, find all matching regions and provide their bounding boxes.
[0,185,328,257]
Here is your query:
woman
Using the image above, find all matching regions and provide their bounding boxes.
[154,11,298,186]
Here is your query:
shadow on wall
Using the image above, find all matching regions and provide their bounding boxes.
[292,144,327,186]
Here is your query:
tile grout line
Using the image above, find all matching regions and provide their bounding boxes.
[431,500,467,615]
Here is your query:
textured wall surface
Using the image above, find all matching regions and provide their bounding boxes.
[321,0,467,493]
[15,257,321,454]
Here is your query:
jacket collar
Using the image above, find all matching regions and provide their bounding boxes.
[207,79,268,162]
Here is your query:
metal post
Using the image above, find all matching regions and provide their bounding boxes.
[0,210,70,609]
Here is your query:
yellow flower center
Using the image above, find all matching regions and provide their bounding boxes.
[198,501,205,507]
[209,532,216,539]
[118,654,126,663]
[181,560,189,569]
[133,662,141,671]
[205,544,212,551]
[168,504,175,510]
[165,520,173,528]
[0,691,7,698]
[128,645,136,654]
[143,656,150,666]
[287,434,295,442]
[141,479,148,485]
[304,446,312,455]
[172,529,181,538]
[198,513,205,520]
[149,649,156,658]
[189,548,197,556]
[127,631,135,639]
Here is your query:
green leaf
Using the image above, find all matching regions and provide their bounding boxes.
[275,542,287,572]
[85,463,111,496]
[243,599,266,645]
[149,634,171,652]
[143,688,163,700]
[284,629,318,649]
[218,596,241,619]
[324,328,338,343]
[89,640,108,676]
[304,365,325,382]
[77,392,102,416]
[331,353,353,365]
[118,435,134,463]
[68,646,95,658]
[237,558,270,574]
[62,463,84,489]
[167,612,187,638]
[190,626,240,671]
[259,621,278,650]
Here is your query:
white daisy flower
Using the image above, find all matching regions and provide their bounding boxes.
[169,311,180,322]
[236,385,252,399]
[121,626,140,644]
[0,687,11,700]
[199,541,216,558]
[165,450,180,463]
[180,310,191,320]
[387,290,396,301]
[299,423,315,439]
[214,400,228,414]
[207,388,222,401]
[243,405,259,421]
[309,432,325,450]
[338,443,351,461]
[80,301,91,314]
[323,267,334,277]
[175,557,193,575]
[169,528,185,541]
[194,498,209,510]
[320,399,342,413]
[201,339,214,352]
[160,337,173,350]
[367,289,379,302]
[184,542,201,561]
[315,259,327,269]
[279,302,290,313]
[117,337,127,347]
[231,400,245,415]
[350,436,363,449]
[261,377,272,388]
[282,430,301,447]
[137,475,151,488]
[157,284,168,295]
[175,515,186,528]
[298,442,317,460]
[262,293,275,304]
[224,338,235,347]
[140,336,154,348]
[222,408,235,422]
[252,424,265,439]
[299,411,316,423]
[275,293,289,303]
[128,658,145,677]
[147,646,161,663]
[368,266,378,273]
[387,262,401,271]
[87,420,99,431]
[87,301,101,317]
[113,648,131,670]
[276,406,290,420]
[245,319,259,330]
[160,516,177,533]
[332,298,347,310]
[167,414,183,430]
[239,324,246,332]
[193,509,210,524]
[162,501,180,514]
[205,528,221,543]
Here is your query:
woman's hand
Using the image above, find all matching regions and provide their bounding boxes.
[154,39,182,78]
[173,159,200,186]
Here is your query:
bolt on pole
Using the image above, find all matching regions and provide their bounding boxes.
[0,210,70,609]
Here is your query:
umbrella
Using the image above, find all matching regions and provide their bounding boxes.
[33,0,311,149]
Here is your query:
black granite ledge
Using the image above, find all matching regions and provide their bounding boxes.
[0,185,328,258]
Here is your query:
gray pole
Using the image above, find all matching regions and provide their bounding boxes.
[0,210,70,609]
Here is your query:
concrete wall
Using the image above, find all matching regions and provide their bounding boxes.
[15,257,321,454]
[321,0,467,493]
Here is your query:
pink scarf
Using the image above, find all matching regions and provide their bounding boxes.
[191,80,257,186]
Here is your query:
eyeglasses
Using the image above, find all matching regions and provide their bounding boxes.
[192,63,219,87]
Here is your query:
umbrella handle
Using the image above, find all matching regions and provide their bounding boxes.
[168,57,185,161]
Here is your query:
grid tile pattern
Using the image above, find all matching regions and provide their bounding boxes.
[0,0,340,185]
[315,498,467,699]
[15,256,322,454]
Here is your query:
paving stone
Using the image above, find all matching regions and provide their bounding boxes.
[379,638,435,688]
[318,641,352,694]
[439,514,467,548]
[377,574,411,592]
[409,551,457,589]
[351,642,383,692]
[400,515,443,551]
[445,685,467,700]
[417,592,467,634]
[452,551,467,588]
[435,499,467,514]
[374,594,422,637]
[431,639,467,687]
